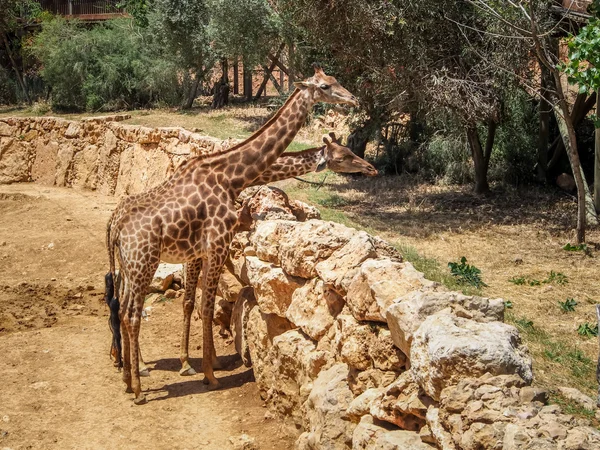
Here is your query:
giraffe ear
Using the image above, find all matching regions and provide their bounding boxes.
[294,81,312,90]
[322,135,331,145]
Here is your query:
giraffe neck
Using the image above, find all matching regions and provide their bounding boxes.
[222,88,315,194]
[248,147,323,187]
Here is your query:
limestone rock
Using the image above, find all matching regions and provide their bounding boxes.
[218,269,244,304]
[238,186,297,225]
[232,287,258,367]
[557,386,596,411]
[301,363,355,450]
[0,137,31,184]
[289,199,321,221]
[245,256,304,317]
[346,259,436,323]
[286,278,345,341]
[314,231,380,296]
[368,328,406,373]
[352,415,433,450]
[346,388,384,423]
[369,372,434,431]
[386,290,505,356]
[250,219,357,279]
[214,297,233,337]
[410,312,533,400]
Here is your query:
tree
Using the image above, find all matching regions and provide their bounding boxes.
[562,18,600,213]
[209,0,281,103]
[149,0,215,109]
[0,0,43,104]
[465,0,596,242]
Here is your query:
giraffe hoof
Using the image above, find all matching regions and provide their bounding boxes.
[139,368,150,377]
[133,394,147,405]
[125,386,133,394]
[179,366,197,376]
[203,377,220,391]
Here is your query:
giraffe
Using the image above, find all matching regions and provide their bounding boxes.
[104,66,358,404]
[106,132,377,375]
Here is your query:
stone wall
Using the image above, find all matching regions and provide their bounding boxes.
[220,187,600,450]
[0,115,237,196]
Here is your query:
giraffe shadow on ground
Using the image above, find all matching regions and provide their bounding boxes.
[145,367,255,401]
[147,352,244,374]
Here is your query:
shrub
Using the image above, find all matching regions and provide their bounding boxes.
[0,66,18,105]
[29,17,183,111]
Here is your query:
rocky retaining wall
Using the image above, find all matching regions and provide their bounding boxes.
[215,187,600,450]
[0,115,237,196]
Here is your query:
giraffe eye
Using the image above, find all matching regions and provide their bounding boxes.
[320,84,330,90]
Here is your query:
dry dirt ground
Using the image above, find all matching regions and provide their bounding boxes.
[0,183,296,450]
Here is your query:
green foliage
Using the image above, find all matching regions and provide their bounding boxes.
[514,317,534,331]
[509,271,568,287]
[416,134,472,184]
[544,271,568,286]
[558,298,577,313]
[209,0,280,65]
[504,300,513,309]
[29,17,183,111]
[577,323,599,338]
[561,19,600,94]
[448,257,487,289]
[563,243,588,252]
[0,66,17,105]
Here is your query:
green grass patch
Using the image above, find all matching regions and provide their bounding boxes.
[507,313,597,394]
[549,392,597,422]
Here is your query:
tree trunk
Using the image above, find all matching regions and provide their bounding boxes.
[233,58,239,95]
[183,72,201,110]
[287,41,295,92]
[2,32,30,105]
[243,60,253,101]
[537,64,551,183]
[221,58,229,84]
[551,73,588,243]
[466,122,496,195]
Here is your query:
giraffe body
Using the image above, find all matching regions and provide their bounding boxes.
[106,133,377,375]
[105,67,359,403]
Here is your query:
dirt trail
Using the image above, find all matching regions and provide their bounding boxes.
[0,184,295,450]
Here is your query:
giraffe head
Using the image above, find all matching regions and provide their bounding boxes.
[317,132,378,176]
[294,64,359,107]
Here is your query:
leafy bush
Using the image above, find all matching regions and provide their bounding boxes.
[558,298,577,312]
[488,89,538,185]
[417,134,472,184]
[448,257,487,289]
[577,323,598,338]
[29,17,183,111]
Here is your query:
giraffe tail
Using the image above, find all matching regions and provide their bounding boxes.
[104,213,123,368]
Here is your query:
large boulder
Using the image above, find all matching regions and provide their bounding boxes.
[298,363,356,450]
[315,231,402,296]
[217,269,244,304]
[286,278,345,340]
[0,137,33,184]
[249,219,357,279]
[331,315,406,373]
[352,415,433,450]
[369,372,435,431]
[346,259,436,323]
[245,256,304,317]
[257,330,330,426]
[410,311,533,401]
[386,291,505,356]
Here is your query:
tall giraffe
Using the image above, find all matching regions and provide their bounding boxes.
[105,66,358,403]
[106,133,377,374]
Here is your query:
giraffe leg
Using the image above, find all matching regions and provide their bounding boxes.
[127,289,147,405]
[119,281,133,393]
[180,259,202,376]
[200,250,228,390]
